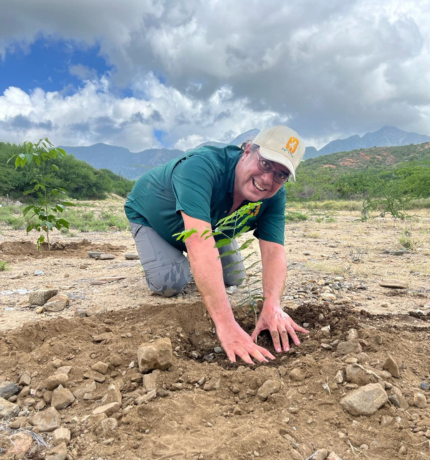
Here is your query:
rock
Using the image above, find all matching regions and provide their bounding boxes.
[91,361,109,375]
[36,307,44,314]
[46,442,68,460]
[92,402,120,417]
[51,387,75,410]
[0,396,20,419]
[55,366,73,375]
[312,450,329,460]
[7,432,33,455]
[53,427,71,446]
[101,384,122,405]
[289,368,306,382]
[93,332,115,342]
[414,393,427,408]
[257,380,281,401]
[347,328,359,341]
[383,355,400,378]
[337,341,362,355]
[34,270,44,276]
[345,365,378,386]
[340,383,388,416]
[83,370,106,383]
[28,289,58,305]
[46,374,68,391]
[99,253,115,260]
[73,380,97,399]
[334,370,344,384]
[30,407,61,432]
[19,372,31,386]
[137,338,173,373]
[44,294,70,312]
[391,387,409,409]
[379,279,407,289]
[88,251,104,259]
[143,370,160,392]
[0,381,21,399]
[420,382,430,391]
[101,417,118,435]
[86,304,106,316]
[125,253,139,260]
[398,446,407,456]
[203,379,221,391]
[327,453,344,460]
[109,353,122,367]
[136,390,157,404]
[380,415,394,427]
[322,293,336,301]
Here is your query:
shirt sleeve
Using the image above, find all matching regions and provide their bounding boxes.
[253,188,286,245]
[171,154,217,223]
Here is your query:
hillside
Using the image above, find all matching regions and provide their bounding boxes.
[288,141,430,201]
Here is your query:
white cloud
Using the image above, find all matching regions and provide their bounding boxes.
[69,64,98,80]
[0,75,283,151]
[1,0,430,146]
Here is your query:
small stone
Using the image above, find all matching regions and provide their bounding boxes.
[55,366,72,375]
[398,446,407,456]
[88,251,104,259]
[101,417,118,435]
[19,372,31,386]
[28,289,58,305]
[257,380,281,401]
[340,383,388,416]
[52,427,71,446]
[99,253,115,260]
[327,453,344,460]
[44,294,70,312]
[93,332,115,342]
[203,379,221,391]
[137,338,173,373]
[311,450,329,460]
[136,390,157,404]
[337,341,362,355]
[0,397,20,419]
[83,371,106,383]
[46,374,69,391]
[347,328,359,340]
[7,432,33,456]
[414,392,427,409]
[344,358,357,364]
[334,370,344,384]
[345,365,378,386]
[143,371,160,392]
[51,387,75,410]
[86,304,106,316]
[0,381,21,399]
[92,402,120,417]
[420,382,430,392]
[101,384,122,405]
[46,442,67,460]
[91,361,109,375]
[289,368,306,382]
[36,307,44,314]
[125,253,139,260]
[214,347,223,354]
[379,279,407,289]
[30,407,61,432]
[380,415,394,427]
[73,380,97,399]
[34,270,44,276]
[383,355,400,378]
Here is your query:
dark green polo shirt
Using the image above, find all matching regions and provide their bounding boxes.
[124,145,286,251]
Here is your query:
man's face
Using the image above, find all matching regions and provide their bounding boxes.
[234,146,289,202]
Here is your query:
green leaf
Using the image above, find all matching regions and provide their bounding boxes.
[26,224,35,233]
[52,164,59,171]
[57,219,70,228]
[173,228,198,242]
[214,238,234,249]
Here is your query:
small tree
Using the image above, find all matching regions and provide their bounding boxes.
[8,138,74,250]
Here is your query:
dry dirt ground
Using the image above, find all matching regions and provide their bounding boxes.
[0,201,429,460]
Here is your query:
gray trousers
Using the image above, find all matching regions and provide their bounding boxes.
[130,223,246,297]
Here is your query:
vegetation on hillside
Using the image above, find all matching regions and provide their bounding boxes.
[0,142,134,200]
[286,143,430,202]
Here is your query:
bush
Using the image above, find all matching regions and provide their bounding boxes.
[285,211,309,222]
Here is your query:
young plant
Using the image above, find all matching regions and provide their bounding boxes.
[8,138,74,250]
[0,260,9,272]
[174,202,264,325]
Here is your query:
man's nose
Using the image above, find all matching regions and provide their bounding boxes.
[260,171,274,184]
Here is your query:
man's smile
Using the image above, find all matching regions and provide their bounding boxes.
[253,177,267,192]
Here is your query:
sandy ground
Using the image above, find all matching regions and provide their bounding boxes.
[0,203,429,459]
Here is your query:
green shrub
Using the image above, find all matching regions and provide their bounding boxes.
[0,260,8,271]
[285,211,309,222]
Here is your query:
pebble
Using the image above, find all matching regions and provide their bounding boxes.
[289,368,306,382]
[51,387,75,410]
[28,289,58,306]
[340,383,388,416]
[34,270,44,276]
[137,338,173,373]
[46,374,69,391]
[420,382,430,391]
[0,397,20,419]
[337,341,362,355]
[214,347,223,354]
[0,381,21,399]
[257,380,281,401]
[92,402,120,416]
[44,294,70,312]
[414,393,427,408]
[383,355,400,378]
[52,427,71,446]
[29,407,61,432]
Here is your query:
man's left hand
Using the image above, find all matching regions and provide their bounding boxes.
[250,304,309,353]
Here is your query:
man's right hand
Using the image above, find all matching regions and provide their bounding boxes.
[216,320,275,364]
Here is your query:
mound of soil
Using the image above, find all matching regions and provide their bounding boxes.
[1,300,429,460]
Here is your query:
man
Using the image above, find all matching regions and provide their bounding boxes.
[125,125,309,364]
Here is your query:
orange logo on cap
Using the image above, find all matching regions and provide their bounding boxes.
[286,137,299,154]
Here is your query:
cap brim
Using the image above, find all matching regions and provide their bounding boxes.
[258,147,297,182]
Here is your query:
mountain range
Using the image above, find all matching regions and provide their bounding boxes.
[61,125,430,180]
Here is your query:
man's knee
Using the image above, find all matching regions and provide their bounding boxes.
[145,259,191,297]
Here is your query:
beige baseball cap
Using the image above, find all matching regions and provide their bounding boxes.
[252,125,306,182]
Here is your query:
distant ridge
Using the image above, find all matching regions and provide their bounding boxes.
[60,125,430,180]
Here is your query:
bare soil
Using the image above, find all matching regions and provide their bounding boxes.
[0,205,429,460]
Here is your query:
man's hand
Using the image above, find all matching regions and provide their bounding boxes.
[251,304,309,353]
[217,319,275,364]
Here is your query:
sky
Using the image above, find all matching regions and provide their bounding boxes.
[1,0,429,152]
